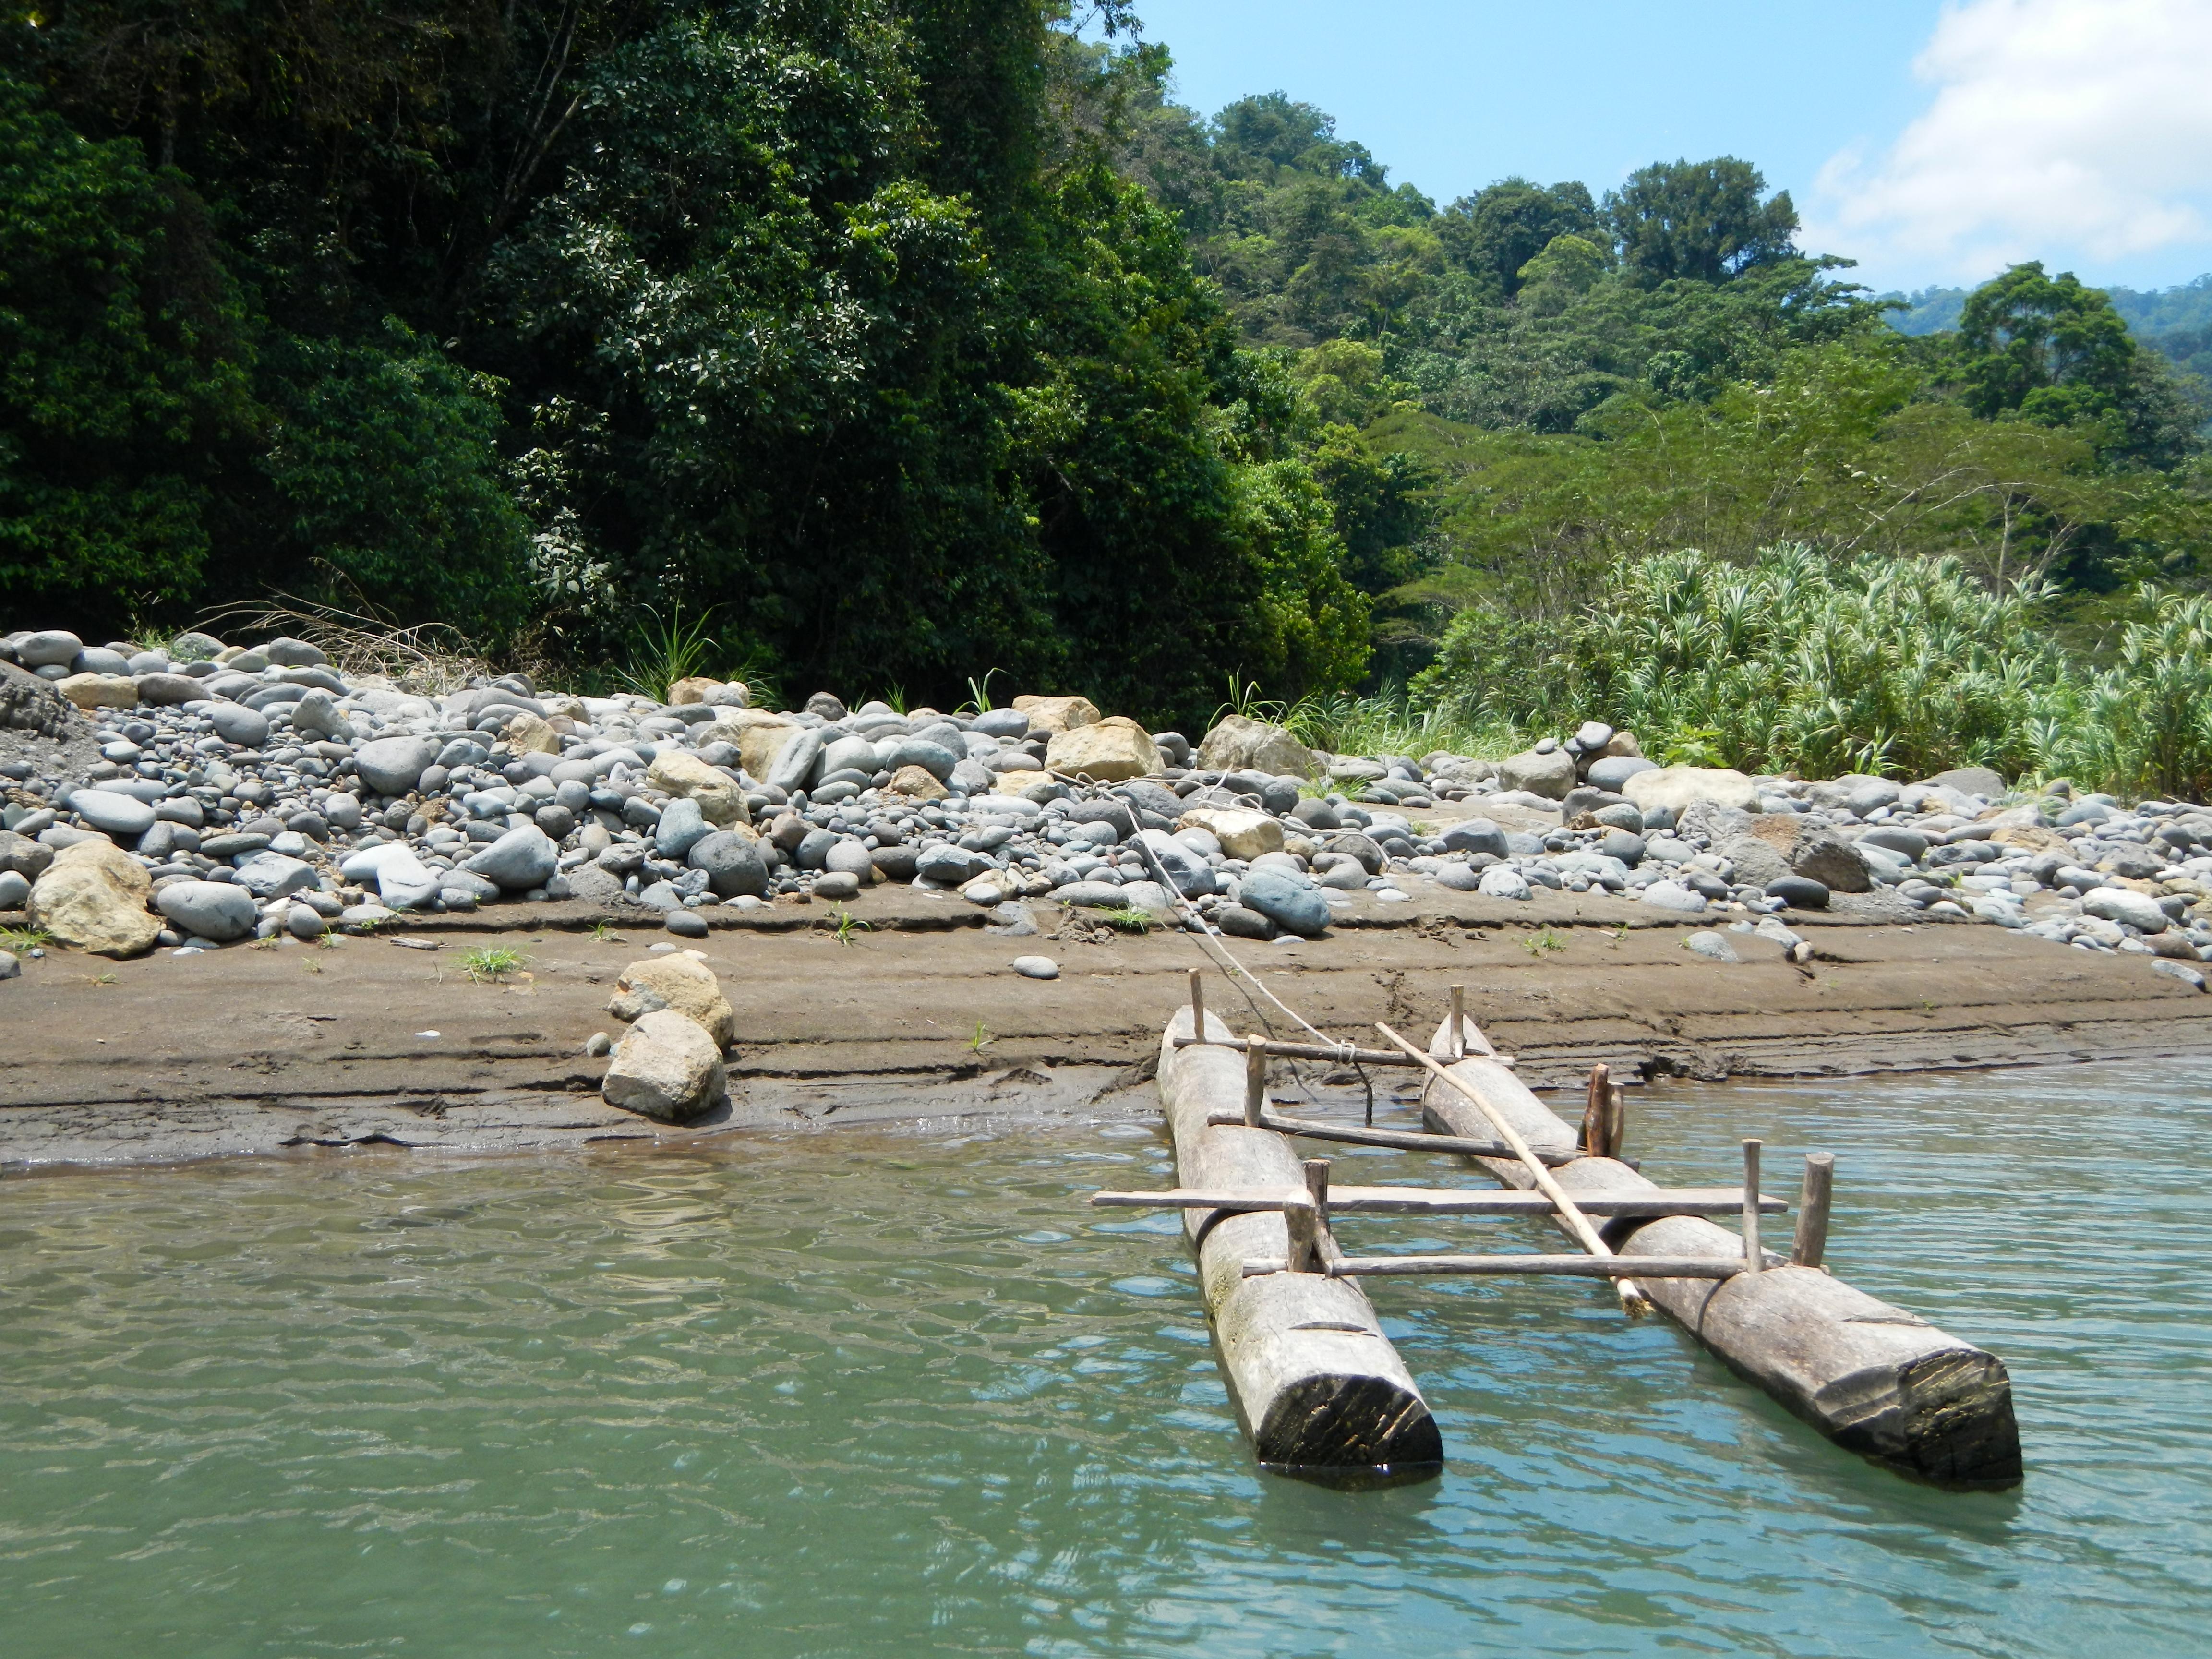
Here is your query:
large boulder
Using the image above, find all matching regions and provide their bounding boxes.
[2083,888,2168,933]
[1195,715,1318,779]
[606,954,736,1048]
[1439,818,1507,858]
[355,734,443,797]
[1496,746,1576,800]
[27,839,159,957]
[646,749,748,826]
[153,880,259,943]
[1174,806,1283,861]
[601,1009,727,1122]
[14,629,84,668]
[1623,766,1762,817]
[55,672,139,710]
[1920,766,2006,801]
[1046,716,1159,782]
[1739,814,1872,893]
[729,716,803,781]
[1011,694,1100,735]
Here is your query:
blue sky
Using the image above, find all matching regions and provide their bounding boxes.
[1117,0,2212,295]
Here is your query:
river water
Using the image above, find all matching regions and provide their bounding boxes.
[0,1060,2205,1657]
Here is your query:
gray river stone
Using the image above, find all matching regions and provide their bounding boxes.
[462,826,558,891]
[687,831,770,898]
[356,735,443,797]
[233,852,318,900]
[154,880,259,942]
[71,788,157,839]
[208,703,270,747]
[767,729,824,794]
[1239,866,1331,937]
[654,798,711,860]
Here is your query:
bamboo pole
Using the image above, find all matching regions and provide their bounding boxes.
[1794,1153,1835,1270]
[1742,1140,1763,1275]
[1376,1022,1652,1315]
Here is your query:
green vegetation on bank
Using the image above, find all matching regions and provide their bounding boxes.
[3,1,2210,778]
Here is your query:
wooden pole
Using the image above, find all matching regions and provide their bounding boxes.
[1582,1062,1611,1155]
[1794,1152,1835,1270]
[1284,1194,1320,1274]
[1449,985,1466,1058]
[1376,1022,1652,1315]
[1204,1108,1578,1164]
[1243,1034,1267,1128]
[1305,1158,1332,1265]
[1243,1252,1747,1281]
[1742,1139,1763,1273]
[1172,1035,1507,1070]
[1188,969,1205,1043]
[1606,1082,1626,1161]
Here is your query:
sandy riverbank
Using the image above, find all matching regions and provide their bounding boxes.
[5,880,2207,1167]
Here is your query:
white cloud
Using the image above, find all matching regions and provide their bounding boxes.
[1804,0,2212,287]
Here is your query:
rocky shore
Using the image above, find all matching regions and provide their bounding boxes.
[5,622,2210,1131]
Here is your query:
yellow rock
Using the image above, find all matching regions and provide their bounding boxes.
[504,711,562,754]
[989,769,1056,798]
[55,673,139,710]
[728,719,802,781]
[606,954,736,1049]
[1176,806,1284,860]
[1046,716,1158,782]
[1195,715,1316,779]
[26,839,158,957]
[666,677,724,706]
[889,764,948,801]
[646,749,748,826]
[1011,694,1100,735]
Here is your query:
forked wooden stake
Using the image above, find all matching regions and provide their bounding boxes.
[1794,1152,1835,1269]
[1742,1139,1763,1274]
[1243,1034,1267,1128]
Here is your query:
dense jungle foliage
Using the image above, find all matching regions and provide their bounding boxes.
[3,0,2210,749]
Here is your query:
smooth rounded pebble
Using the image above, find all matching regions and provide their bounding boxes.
[1010,955,1059,979]
[585,1031,613,1056]
[664,909,709,938]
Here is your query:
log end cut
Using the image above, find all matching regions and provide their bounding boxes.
[1821,1346,2024,1489]
[1254,1371,1445,1473]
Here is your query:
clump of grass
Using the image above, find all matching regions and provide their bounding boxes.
[1286,687,1521,761]
[1100,906,1162,934]
[587,920,623,943]
[195,587,493,696]
[0,926,54,954]
[1520,926,1565,958]
[825,905,870,946]
[460,946,528,983]
[968,1019,996,1053]
[959,668,1005,715]
[619,602,719,702]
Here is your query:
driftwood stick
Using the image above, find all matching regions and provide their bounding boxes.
[1742,1140,1764,1275]
[1242,1253,1746,1281]
[1378,1022,1652,1315]
[1171,1036,1507,1070]
[1794,1153,1835,1269]
[1202,1108,1578,1164]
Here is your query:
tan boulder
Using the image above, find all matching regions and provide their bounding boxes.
[646,749,748,827]
[26,839,158,957]
[1176,806,1285,861]
[55,673,139,710]
[1602,731,1643,759]
[504,711,562,755]
[1196,715,1318,779]
[1623,766,1762,816]
[734,720,804,782]
[1496,746,1576,799]
[606,954,736,1049]
[1011,694,1101,735]
[666,677,723,706]
[601,1009,727,1122]
[990,769,1055,799]
[1046,716,1159,782]
[888,764,948,801]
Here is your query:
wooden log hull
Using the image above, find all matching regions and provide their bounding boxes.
[1158,1009,1442,1471]
[1418,1030,2022,1488]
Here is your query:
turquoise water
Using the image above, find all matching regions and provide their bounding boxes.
[0,1060,2206,1657]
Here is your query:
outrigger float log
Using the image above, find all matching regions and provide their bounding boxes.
[1103,975,2023,1489]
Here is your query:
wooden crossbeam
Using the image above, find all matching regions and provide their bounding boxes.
[1172,1035,1515,1069]
[1202,1108,1578,1165]
[1241,1252,1747,1281]
[1090,1184,1787,1218]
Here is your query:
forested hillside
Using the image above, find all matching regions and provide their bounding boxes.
[4,1,2209,734]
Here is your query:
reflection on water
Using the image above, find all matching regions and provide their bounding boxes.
[0,1060,2206,1657]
